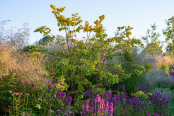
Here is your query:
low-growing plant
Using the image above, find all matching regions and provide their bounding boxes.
[5,75,73,116]
[82,84,171,116]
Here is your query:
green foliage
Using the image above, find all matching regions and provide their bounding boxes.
[1,5,174,115]
[23,45,37,52]
[0,76,16,114]
[144,63,152,72]
[164,17,174,56]
[38,35,52,45]
[142,24,163,55]
[160,63,170,75]
[164,17,174,42]
[133,91,152,100]
[34,4,144,111]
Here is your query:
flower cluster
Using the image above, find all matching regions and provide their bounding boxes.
[81,95,113,116]
[147,113,160,116]
[170,71,174,77]
[51,89,73,114]
[51,76,67,91]
[83,84,172,116]
[151,90,171,115]
[53,90,72,105]
[12,92,22,97]
[136,82,148,93]
[126,94,146,111]
[83,85,127,115]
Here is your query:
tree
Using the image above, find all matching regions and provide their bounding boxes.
[34,4,144,111]
[163,17,174,56]
[38,35,51,45]
[141,24,163,55]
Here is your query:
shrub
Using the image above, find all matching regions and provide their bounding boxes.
[34,4,144,113]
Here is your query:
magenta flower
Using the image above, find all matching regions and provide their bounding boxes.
[96,95,101,102]
[86,99,90,104]
[82,104,85,109]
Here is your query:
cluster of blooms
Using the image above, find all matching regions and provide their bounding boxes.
[170,71,174,77]
[81,95,113,116]
[52,90,73,115]
[8,92,24,112]
[126,94,146,111]
[46,75,73,114]
[54,90,72,105]
[83,85,126,115]
[136,82,148,93]
[151,90,171,107]
[147,113,160,116]
[51,76,68,91]
[83,83,172,115]
[50,76,72,112]
[151,90,171,115]
[12,92,22,97]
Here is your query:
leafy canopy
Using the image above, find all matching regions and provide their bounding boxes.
[34,4,145,110]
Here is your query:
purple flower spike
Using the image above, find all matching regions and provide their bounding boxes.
[67,91,70,96]
[161,89,163,93]
[91,102,94,107]
[68,96,72,103]
[82,104,85,109]
[54,81,58,84]
[170,71,174,76]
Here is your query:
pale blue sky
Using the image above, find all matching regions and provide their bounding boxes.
[0,0,174,44]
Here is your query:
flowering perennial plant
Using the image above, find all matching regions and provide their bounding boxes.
[81,95,113,116]
[82,84,172,116]
[49,77,73,114]
[151,90,172,115]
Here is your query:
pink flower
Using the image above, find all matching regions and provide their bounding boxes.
[109,107,113,112]
[8,106,13,108]
[82,104,85,109]
[96,95,101,102]
[101,98,104,104]
[106,101,109,108]
[13,92,22,97]
[86,99,90,104]
[109,103,113,112]
[110,102,113,107]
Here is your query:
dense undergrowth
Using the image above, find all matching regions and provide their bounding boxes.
[0,4,174,116]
